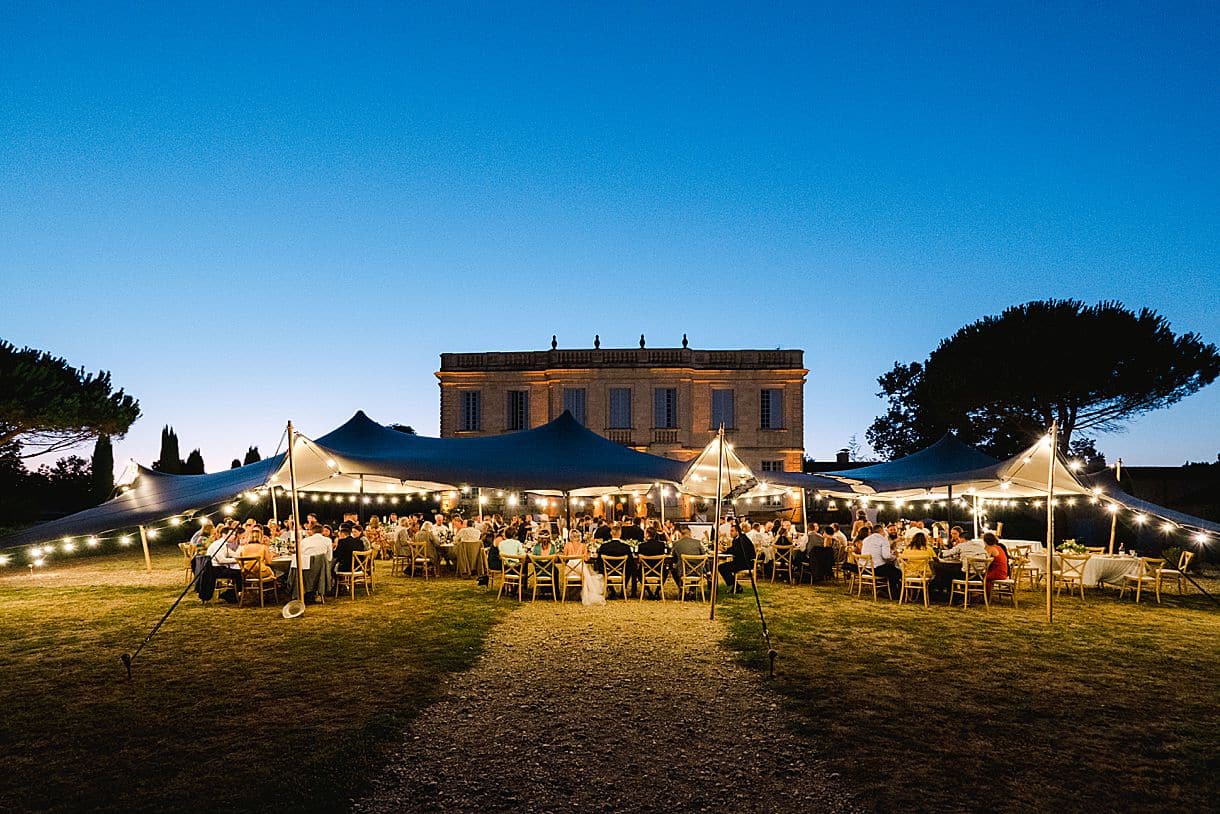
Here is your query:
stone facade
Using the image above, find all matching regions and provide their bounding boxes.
[436,345,807,473]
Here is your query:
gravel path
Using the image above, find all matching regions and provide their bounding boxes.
[358,598,856,813]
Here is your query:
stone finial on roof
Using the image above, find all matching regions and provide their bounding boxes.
[551,335,557,350]
[639,334,646,348]
[682,333,688,349]
[594,334,600,349]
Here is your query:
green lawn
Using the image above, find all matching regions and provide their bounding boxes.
[722,574,1220,812]
[0,550,511,813]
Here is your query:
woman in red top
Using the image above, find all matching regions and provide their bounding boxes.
[983,531,1009,597]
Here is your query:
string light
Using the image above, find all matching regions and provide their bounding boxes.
[87,536,99,547]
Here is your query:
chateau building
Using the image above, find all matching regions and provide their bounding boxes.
[436,340,807,473]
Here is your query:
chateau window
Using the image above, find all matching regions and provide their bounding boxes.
[760,388,784,429]
[710,389,735,429]
[506,390,529,431]
[608,388,632,429]
[563,387,587,425]
[460,391,481,432]
[654,387,678,429]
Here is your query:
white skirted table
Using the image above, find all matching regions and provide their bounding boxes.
[1027,552,1140,588]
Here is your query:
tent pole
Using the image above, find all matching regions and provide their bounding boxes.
[359,474,365,524]
[478,487,484,523]
[270,486,279,524]
[138,524,152,572]
[710,426,725,622]
[288,421,306,613]
[1046,422,1057,624]
[801,488,808,536]
[947,485,954,535]
[659,483,665,527]
[972,494,979,539]
[564,492,571,538]
[1108,459,1122,554]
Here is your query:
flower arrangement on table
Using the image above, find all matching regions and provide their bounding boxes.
[1056,539,1087,554]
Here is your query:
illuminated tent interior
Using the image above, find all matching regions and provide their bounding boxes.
[0,410,691,551]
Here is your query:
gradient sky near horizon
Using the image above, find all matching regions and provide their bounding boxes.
[2,2,1218,473]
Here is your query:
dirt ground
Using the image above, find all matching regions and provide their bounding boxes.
[357,597,857,813]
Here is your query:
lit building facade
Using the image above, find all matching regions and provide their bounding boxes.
[435,343,807,474]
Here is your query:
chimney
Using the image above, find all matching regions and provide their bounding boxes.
[836,449,850,465]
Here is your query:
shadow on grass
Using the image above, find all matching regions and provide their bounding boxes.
[0,552,514,813]
[721,578,1220,813]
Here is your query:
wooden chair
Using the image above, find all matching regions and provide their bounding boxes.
[991,559,1023,608]
[734,550,765,592]
[843,551,861,595]
[237,556,279,608]
[390,538,412,576]
[559,556,585,603]
[637,555,667,601]
[950,555,991,609]
[897,555,931,608]
[529,554,560,602]
[1156,551,1194,597]
[855,553,892,602]
[1055,553,1091,599]
[498,555,525,601]
[482,546,502,592]
[408,540,436,579]
[1085,546,1106,555]
[336,549,375,599]
[678,554,709,603]
[1119,557,1165,604]
[601,555,629,600]
[178,542,198,585]
[993,521,1003,538]
[770,545,795,584]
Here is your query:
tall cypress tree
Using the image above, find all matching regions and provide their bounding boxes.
[231,458,241,469]
[243,446,261,465]
[153,426,181,473]
[183,448,205,474]
[90,433,114,503]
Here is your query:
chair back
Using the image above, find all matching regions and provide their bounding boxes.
[351,549,374,575]
[1060,553,1090,579]
[501,555,525,581]
[530,554,559,583]
[961,555,990,583]
[679,554,708,581]
[1179,550,1194,572]
[179,542,198,560]
[898,554,931,580]
[856,553,875,575]
[601,555,629,587]
[1138,556,1165,576]
[993,521,1003,538]
[638,555,666,586]
[237,556,263,579]
[772,545,794,568]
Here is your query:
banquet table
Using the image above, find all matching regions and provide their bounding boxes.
[1002,539,1045,555]
[1027,552,1140,588]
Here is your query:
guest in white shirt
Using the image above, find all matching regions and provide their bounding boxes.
[940,527,986,563]
[297,523,333,564]
[860,528,901,592]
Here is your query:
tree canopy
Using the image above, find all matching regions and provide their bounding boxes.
[867,300,1220,460]
[153,426,182,474]
[0,340,141,458]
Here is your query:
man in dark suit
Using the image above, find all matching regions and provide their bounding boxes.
[595,529,634,598]
[718,523,756,593]
[620,516,645,542]
[593,520,613,541]
[636,528,667,599]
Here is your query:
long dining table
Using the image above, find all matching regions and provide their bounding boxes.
[1027,551,1141,588]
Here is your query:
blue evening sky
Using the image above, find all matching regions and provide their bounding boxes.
[2,2,1217,471]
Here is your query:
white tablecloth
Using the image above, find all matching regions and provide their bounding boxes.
[1003,539,1045,555]
[1028,553,1139,587]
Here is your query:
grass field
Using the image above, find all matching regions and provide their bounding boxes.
[722,573,1220,812]
[0,550,511,813]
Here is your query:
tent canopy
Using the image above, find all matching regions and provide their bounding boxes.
[820,434,1002,495]
[0,411,691,549]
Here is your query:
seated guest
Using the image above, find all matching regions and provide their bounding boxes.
[454,518,484,578]
[861,525,901,592]
[499,531,525,558]
[237,527,276,581]
[620,516,645,542]
[562,531,589,561]
[669,524,705,587]
[898,532,934,577]
[842,526,870,577]
[718,524,757,593]
[983,531,1009,595]
[940,527,986,563]
[297,522,333,564]
[595,525,634,597]
[637,528,667,599]
[334,522,369,573]
[190,519,216,550]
